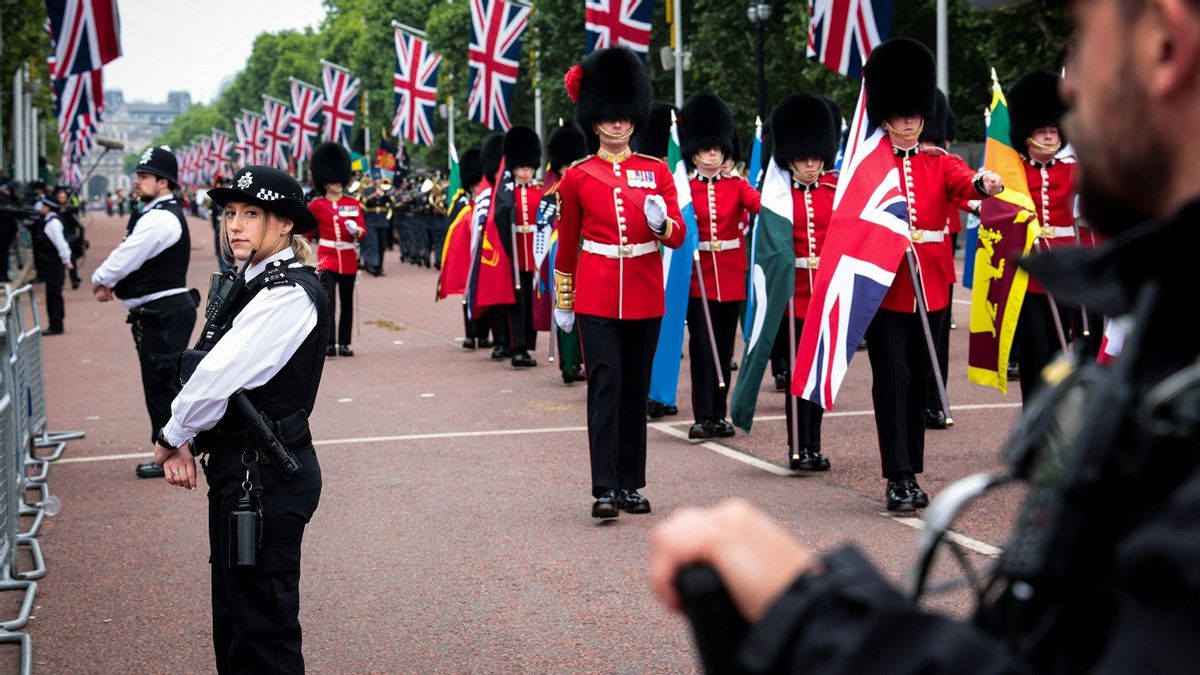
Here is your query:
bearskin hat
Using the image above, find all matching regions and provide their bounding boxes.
[481,134,504,186]
[921,90,952,146]
[679,93,735,168]
[770,93,839,168]
[459,148,484,191]
[503,125,541,170]
[571,47,652,137]
[310,142,352,193]
[632,102,676,159]
[1008,70,1067,152]
[546,122,589,174]
[863,38,937,127]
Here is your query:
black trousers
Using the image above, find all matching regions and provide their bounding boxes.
[508,271,536,352]
[865,308,946,479]
[578,314,660,496]
[770,312,790,379]
[320,271,355,347]
[782,316,825,451]
[128,294,198,442]
[487,306,509,350]
[363,214,389,272]
[463,304,490,341]
[687,298,739,423]
[926,290,953,414]
[1014,292,1062,406]
[43,263,65,331]
[204,445,321,675]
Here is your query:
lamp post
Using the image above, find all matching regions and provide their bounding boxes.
[747,1,772,121]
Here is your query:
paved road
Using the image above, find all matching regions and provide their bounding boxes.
[10,212,1027,673]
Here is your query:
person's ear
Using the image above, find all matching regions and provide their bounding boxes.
[1150,0,1200,98]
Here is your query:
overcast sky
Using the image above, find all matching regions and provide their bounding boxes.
[103,0,327,104]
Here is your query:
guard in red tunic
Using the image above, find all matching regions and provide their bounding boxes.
[862,39,1003,512]
[769,94,840,471]
[679,93,761,440]
[307,142,363,357]
[496,125,544,367]
[554,47,687,519]
[1009,70,1095,404]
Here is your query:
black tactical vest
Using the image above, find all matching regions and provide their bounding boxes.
[113,197,190,300]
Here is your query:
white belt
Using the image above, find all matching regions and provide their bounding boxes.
[319,239,356,250]
[515,225,536,234]
[909,229,945,244]
[698,238,741,252]
[582,239,659,259]
[794,256,820,270]
[1037,225,1075,239]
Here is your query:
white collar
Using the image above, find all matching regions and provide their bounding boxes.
[143,193,175,210]
[245,248,295,282]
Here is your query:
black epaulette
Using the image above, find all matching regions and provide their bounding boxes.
[259,260,299,290]
[634,153,667,165]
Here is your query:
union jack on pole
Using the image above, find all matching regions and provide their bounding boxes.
[237,110,267,167]
[806,0,895,79]
[392,26,443,147]
[209,129,233,181]
[54,68,103,151]
[793,85,912,408]
[289,78,324,162]
[261,95,293,170]
[585,0,655,58]
[467,0,531,132]
[320,60,360,147]
[45,0,122,79]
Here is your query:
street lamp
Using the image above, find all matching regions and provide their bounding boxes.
[747,1,772,121]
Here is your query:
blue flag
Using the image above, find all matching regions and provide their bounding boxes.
[743,119,764,339]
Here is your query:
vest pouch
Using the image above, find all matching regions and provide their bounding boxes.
[272,410,312,450]
[178,349,206,387]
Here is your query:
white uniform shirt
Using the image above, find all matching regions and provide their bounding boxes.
[90,194,189,309]
[43,214,72,264]
[161,248,319,448]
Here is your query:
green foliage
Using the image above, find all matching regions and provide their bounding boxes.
[2,0,58,173]
[154,0,1070,172]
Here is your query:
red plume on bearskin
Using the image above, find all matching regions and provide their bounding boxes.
[564,64,583,103]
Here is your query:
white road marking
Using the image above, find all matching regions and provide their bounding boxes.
[419,393,435,398]
[393,340,405,345]
[953,298,972,305]
[650,422,793,476]
[84,416,100,421]
[889,515,1003,557]
[337,398,353,403]
[661,401,1021,427]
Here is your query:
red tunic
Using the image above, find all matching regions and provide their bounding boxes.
[513,183,543,272]
[308,195,364,275]
[880,148,981,314]
[687,173,761,303]
[1023,156,1083,294]
[555,151,687,320]
[790,172,838,317]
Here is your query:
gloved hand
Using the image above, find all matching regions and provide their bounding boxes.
[554,308,575,334]
[644,194,667,234]
[345,219,362,237]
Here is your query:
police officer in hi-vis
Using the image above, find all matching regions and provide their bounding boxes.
[554,47,687,519]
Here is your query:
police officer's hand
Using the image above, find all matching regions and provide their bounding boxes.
[156,441,197,490]
[650,498,819,623]
[92,284,113,302]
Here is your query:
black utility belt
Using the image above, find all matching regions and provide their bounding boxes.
[127,289,199,316]
[195,410,313,456]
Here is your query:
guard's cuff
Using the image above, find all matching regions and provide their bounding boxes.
[161,418,190,449]
[655,218,675,241]
[554,270,575,311]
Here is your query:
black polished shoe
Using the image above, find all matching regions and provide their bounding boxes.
[326,344,337,357]
[511,351,537,368]
[712,419,735,438]
[617,489,651,514]
[338,345,354,357]
[663,405,679,416]
[490,346,510,360]
[906,479,930,509]
[42,327,64,336]
[886,480,917,513]
[795,447,831,471]
[774,372,788,392]
[563,369,576,384]
[646,400,665,418]
[1007,361,1020,380]
[923,408,948,430]
[478,338,493,348]
[730,360,738,371]
[136,462,164,479]
[592,490,619,519]
[462,338,477,351]
[688,421,714,440]
[571,366,585,382]
[857,338,868,351]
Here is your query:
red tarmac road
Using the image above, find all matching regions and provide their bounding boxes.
[6,213,1027,673]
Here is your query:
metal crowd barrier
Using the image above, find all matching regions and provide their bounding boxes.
[0,283,81,675]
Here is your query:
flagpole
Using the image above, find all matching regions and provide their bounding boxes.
[673,0,684,107]
[1032,240,1073,354]
[905,250,954,426]
[692,250,726,390]
[787,298,801,464]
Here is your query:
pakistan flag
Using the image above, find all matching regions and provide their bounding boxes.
[730,158,795,432]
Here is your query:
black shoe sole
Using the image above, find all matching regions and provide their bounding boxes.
[592,503,619,519]
[886,502,917,513]
[619,503,651,514]
[796,461,831,472]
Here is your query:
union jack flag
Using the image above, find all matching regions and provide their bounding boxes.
[320,60,360,147]
[237,110,267,167]
[46,0,121,79]
[585,0,654,58]
[261,95,293,170]
[208,129,233,181]
[288,78,324,162]
[793,85,912,408]
[392,27,443,147]
[467,0,531,132]
[806,0,895,79]
[54,68,103,151]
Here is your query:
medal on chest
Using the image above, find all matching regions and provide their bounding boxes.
[626,169,656,190]
[337,205,360,218]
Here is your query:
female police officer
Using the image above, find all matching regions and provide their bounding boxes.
[152,165,329,673]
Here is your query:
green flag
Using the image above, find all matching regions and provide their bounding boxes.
[730,158,795,432]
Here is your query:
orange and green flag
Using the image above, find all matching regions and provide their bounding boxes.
[967,71,1040,393]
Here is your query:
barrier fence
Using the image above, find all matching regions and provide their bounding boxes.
[0,283,79,675]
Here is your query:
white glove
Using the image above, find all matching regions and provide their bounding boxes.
[554,308,575,334]
[643,194,667,234]
[345,219,361,237]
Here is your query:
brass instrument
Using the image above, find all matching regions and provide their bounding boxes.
[422,176,448,216]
